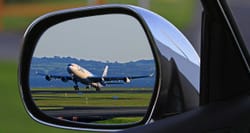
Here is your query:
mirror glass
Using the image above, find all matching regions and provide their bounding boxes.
[29,14,156,125]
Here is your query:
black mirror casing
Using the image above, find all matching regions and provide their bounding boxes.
[19,4,200,132]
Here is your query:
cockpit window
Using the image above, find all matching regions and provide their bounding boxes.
[78,66,82,71]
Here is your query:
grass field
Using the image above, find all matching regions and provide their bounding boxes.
[32,88,152,124]
[32,88,152,107]
[0,61,151,132]
[95,117,142,124]
[0,61,86,132]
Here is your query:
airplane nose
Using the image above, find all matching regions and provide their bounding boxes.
[67,64,73,74]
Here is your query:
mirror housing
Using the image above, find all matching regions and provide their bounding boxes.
[19,4,200,132]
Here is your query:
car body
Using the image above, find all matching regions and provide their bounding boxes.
[18,0,250,132]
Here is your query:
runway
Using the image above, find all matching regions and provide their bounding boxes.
[32,89,151,123]
[42,106,147,122]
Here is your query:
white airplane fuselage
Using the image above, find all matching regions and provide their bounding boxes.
[67,63,102,90]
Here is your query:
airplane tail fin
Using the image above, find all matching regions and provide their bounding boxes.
[102,65,108,77]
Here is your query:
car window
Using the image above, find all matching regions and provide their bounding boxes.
[226,0,250,56]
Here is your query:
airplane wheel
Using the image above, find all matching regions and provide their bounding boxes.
[86,86,90,89]
[74,86,79,91]
[96,88,101,92]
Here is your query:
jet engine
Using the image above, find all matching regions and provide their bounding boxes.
[61,77,68,82]
[124,77,131,83]
[45,75,51,81]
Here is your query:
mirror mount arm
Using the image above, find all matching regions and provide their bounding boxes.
[152,57,185,120]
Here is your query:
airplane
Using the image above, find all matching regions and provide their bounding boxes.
[37,63,153,91]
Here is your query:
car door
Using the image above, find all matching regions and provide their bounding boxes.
[119,0,250,132]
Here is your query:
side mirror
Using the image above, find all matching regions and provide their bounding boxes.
[19,5,200,132]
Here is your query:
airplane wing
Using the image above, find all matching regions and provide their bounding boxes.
[87,73,154,83]
[36,72,73,81]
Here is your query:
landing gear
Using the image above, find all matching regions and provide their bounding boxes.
[96,87,101,92]
[86,85,91,89]
[73,80,79,91]
[74,85,79,91]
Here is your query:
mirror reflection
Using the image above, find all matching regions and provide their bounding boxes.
[29,14,156,125]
